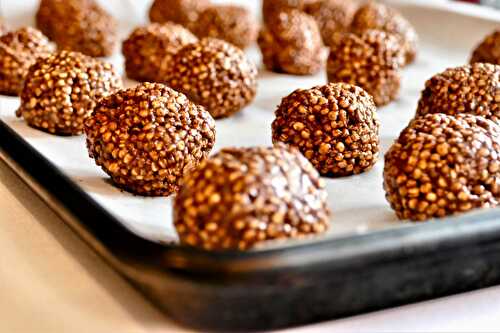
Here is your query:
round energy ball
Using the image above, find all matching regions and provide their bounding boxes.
[16,51,122,135]
[0,27,52,96]
[166,38,258,119]
[193,5,258,49]
[304,0,357,47]
[85,83,216,197]
[327,30,405,106]
[416,63,500,122]
[470,30,500,65]
[351,2,418,66]
[174,144,330,250]
[258,10,325,75]
[384,113,500,221]
[122,23,197,83]
[149,0,210,31]
[36,0,117,57]
[272,83,380,177]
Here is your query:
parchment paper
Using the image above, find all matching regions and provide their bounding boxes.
[1,0,499,244]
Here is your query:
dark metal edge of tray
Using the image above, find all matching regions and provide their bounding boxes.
[2,119,500,331]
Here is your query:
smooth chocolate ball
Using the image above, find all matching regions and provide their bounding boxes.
[85,83,216,197]
[0,27,52,96]
[149,0,210,31]
[416,63,500,122]
[384,113,500,221]
[16,51,122,135]
[351,2,418,66]
[174,144,330,250]
[471,30,500,65]
[167,38,258,119]
[36,0,117,57]
[272,83,380,177]
[193,5,258,49]
[258,10,325,75]
[122,22,197,83]
[327,30,405,106]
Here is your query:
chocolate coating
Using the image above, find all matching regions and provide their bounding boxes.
[471,30,500,65]
[384,113,500,221]
[327,30,404,106]
[351,2,418,65]
[174,144,330,250]
[36,0,117,57]
[193,5,258,49]
[85,83,216,197]
[16,51,122,135]
[272,83,380,177]
[0,27,52,96]
[305,0,357,47]
[167,38,258,119]
[416,63,500,122]
[122,23,197,83]
[149,0,210,31]
[258,10,325,75]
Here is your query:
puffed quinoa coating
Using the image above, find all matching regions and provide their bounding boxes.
[327,30,405,106]
[471,30,500,65]
[85,82,216,197]
[122,22,197,83]
[16,50,122,135]
[384,113,500,221]
[0,27,52,96]
[166,38,258,119]
[416,63,500,122]
[272,82,380,176]
[174,144,330,250]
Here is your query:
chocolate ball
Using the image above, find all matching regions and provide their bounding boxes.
[258,10,325,75]
[327,30,404,106]
[471,30,500,65]
[149,0,210,31]
[16,51,122,135]
[85,83,216,197]
[0,27,52,96]
[193,5,258,49]
[416,63,500,122]
[36,0,117,57]
[122,23,197,83]
[384,113,500,221]
[351,2,418,66]
[304,0,357,47]
[174,144,330,250]
[166,38,258,119]
[272,83,380,177]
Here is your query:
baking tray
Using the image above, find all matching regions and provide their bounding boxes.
[1,0,500,331]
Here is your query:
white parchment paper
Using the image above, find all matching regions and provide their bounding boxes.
[0,0,499,244]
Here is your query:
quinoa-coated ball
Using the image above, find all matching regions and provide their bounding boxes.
[272,83,380,177]
[258,10,325,75]
[166,38,258,119]
[416,63,500,122]
[36,0,117,57]
[384,113,500,221]
[470,30,500,65]
[0,27,52,96]
[85,83,216,197]
[122,23,197,83]
[174,144,330,250]
[327,30,405,106]
[193,5,258,49]
[16,51,122,135]
[304,0,357,47]
[149,0,210,31]
[351,2,418,66]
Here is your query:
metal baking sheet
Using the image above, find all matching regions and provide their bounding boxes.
[0,0,499,246]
